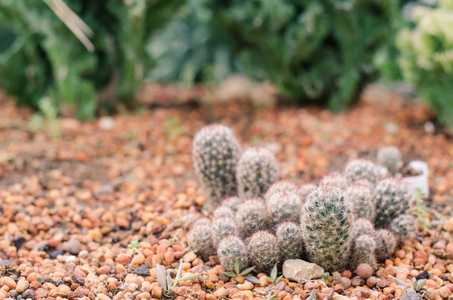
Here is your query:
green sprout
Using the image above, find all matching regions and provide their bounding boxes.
[127,240,140,249]
[261,291,278,300]
[396,276,426,292]
[266,264,283,284]
[156,261,201,295]
[307,289,317,300]
[322,272,330,283]
[223,259,259,284]
[410,187,430,233]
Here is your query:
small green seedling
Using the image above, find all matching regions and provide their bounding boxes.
[267,264,283,284]
[411,187,430,233]
[322,272,330,283]
[127,240,140,249]
[156,261,200,295]
[223,259,259,284]
[395,276,426,292]
[307,289,317,300]
[261,291,278,300]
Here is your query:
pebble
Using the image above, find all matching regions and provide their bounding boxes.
[238,281,254,291]
[356,264,373,279]
[16,278,29,293]
[62,239,82,255]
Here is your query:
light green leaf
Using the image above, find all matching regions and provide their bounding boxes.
[179,273,201,281]
[239,266,255,276]
[156,264,167,290]
[271,264,278,280]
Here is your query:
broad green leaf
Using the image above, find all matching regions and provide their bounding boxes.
[239,266,255,276]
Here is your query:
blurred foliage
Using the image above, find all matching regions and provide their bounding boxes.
[396,0,453,126]
[0,0,181,120]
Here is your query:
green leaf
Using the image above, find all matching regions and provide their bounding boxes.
[322,272,329,283]
[175,260,183,281]
[266,276,273,283]
[223,271,238,278]
[166,273,173,291]
[270,264,278,281]
[235,259,240,275]
[244,275,260,285]
[307,289,317,300]
[275,275,283,284]
[416,279,426,291]
[179,273,201,281]
[239,266,255,276]
[156,264,167,291]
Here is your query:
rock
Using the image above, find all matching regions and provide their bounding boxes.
[400,291,422,300]
[133,264,150,276]
[357,263,373,279]
[49,249,64,259]
[16,278,29,293]
[282,259,324,282]
[99,116,115,131]
[22,289,35,299]
[62,239,82,255]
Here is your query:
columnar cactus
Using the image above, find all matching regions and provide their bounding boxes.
[374,179,416,228]
[353,235,377,271]
[214,206,235,219]
[276,222,303,261]
[247,231,281,272]
[187,223,215,260]
[320,174,349,188]
[193,124,242,209]
[222,196,242,212]
[345,159,379,184]
[217,236,248,272]
[297,184,317,203]
[351,218,375,241]
[390,214,417,241]
[236,199,268,238]
[212,217,237,246]
[377,146,402,174]
[237,148,279,199]
[301,185,354,271]
[347,186,375,221]
[374,229,397,261]
[265,180,298,201]
[267,190,301,227]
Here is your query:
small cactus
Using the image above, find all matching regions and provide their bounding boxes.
[347,185,376,221]
[247,231,281,272]
[374,229,397,261]
[351,218,375,241]
[301,185,354,271]
[297,184,317,203]
[374,179,416,228]
[276,222,303,261]
[265,180,298,201]
[345,159,379,184]
[377,146,402,174]
[214,206,235,219]
[193,124,242,210]
[212,217,237,246]
[352,235,377,271]
[320,174,349,188]
[236,199,268,238]
[267,190,301,227]
[217,236,248,272]
[222,196,242,212]
[390,214,417,241]
[187,223,215,260]
[237,148,279,199]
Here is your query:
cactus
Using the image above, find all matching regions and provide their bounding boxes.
[222,196,242,212]
[214,206,235,219]
[187,223,216,260]
[347,185,376,221]
[354,179,374,190]
[217,236,248,272]
[320,174,349,188]
[351,218,375,241]
[276,222,303,261]
[377,146,402,174]
[212,217,237,246]
[267,190,301,227]
[301,185,354,271]
[265,180,298,201]
[237,147,279,199]
[345,159,379,184]
[374,229,397,261]
[247,231,281,272]
[192,124,242,209]
[390,214,417,241]
[236,199,268,238]
[352,235,377,271]
[374,179,416,228]
[297,184,317,203]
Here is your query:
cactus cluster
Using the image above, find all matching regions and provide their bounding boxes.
[189,125,419,274]
[377,146,402,174]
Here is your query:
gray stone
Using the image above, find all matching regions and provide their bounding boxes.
[62,239,82,255]
[282,259,324,282]
[400,291,422,300]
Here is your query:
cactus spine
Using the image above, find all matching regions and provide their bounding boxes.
[247,231,281,272]
[347,185,375,221]
[297,184,317,203]
[237,148,279,199]
[301,185,354,271]
[352,235,377,271]
[217,236,248,272]
[212,217,237,246]
[390,214,417,241]
[236,199,268,238]
[374,229,397,261]
[267,190,301,227]
[187,223,215,260]
[345,159,379,184]
[377,146,402,174]
[276,222,303,261]
[193,124,242,210]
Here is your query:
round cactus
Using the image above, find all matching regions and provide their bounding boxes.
[214,206,235,219]
[374,179,416,228]
[192,124,242,210]
[320,174,349,189]
[187,223,216,260]
[377,146,402,174]
[247,231,281,272]
[345,159,379,184]
[374,229,397,261]
[212,217,237,246]
[237,148,279,199]
[297,184,317,203]
[351,218,375,241]
[347,185,376,221]
[301,185,354,271]
[354,179,374,190]
[352,235,377,271]
[236,199,268,238]
[217,236,248,272]
[390,214,417,241]
[276,222,303,261]
[222,196,242,212]
[265,180,298,201]
[267,190,301,227]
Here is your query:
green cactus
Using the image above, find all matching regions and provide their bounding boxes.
[214,206,235,219]
[237,147,279,199]
[376,146,402,174]
[236,199,268,238]
[351,218,375,241]
[267,190,301,227]
[390,214,417,241]
[374,179,416,228]
[276,222,303,261]
[187,223,216,260]
[265,180,298,201]
[320,174,348,188]
[192,124,242,210]
[297,184,317,203]
[247,231,281,272]
[345,159,379,184]
[374,229,397,262]
[301,185,354,271]
[217,236,248,272]
[352,235,377,271]
[222,196,242,212]
[212,217,237,246]
[347,185,375,221]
